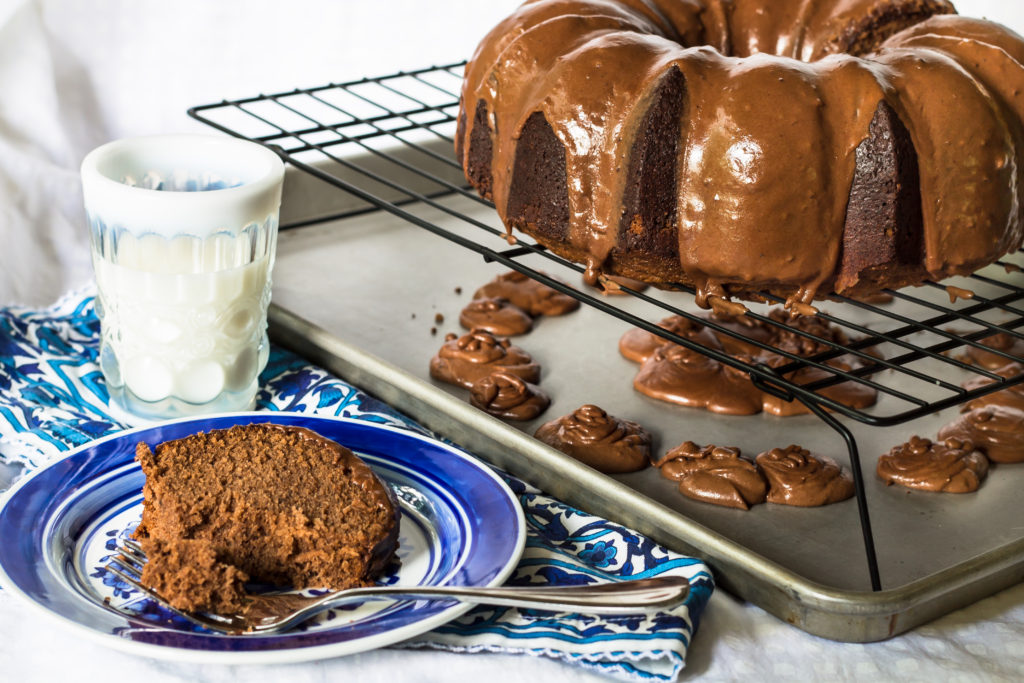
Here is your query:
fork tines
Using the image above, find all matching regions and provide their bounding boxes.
[103,538,241,632]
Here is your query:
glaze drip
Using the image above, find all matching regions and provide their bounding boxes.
[459,0,1024,303]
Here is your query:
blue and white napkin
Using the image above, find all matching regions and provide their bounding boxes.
[0,289,714,682]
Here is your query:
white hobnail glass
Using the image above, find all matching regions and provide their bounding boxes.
[81,135,285,422]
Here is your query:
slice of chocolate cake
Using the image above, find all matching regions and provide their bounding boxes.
[133,423,400,613]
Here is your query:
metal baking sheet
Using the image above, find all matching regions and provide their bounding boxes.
[267,159,1024,643]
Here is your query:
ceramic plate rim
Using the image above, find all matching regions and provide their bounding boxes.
[0,412,526,664]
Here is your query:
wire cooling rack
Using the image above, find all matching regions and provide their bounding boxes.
[190,62,1024,591]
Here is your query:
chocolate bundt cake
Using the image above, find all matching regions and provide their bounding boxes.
[456,0,1024,306]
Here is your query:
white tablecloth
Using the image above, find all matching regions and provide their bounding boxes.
[2,0,1024,680]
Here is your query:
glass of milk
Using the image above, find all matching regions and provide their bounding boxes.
[81,135,285,422]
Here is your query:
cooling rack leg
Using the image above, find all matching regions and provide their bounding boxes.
[801,400,883,591]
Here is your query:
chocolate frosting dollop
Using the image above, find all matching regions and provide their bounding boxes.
[705,307,860,359]
[474,270,580,316]
[429,329,540,389]
[769,309,852,356]
[961,333,1024,371]
[755,445,854,507]
[618,315,722,363]
[760,358,879,417]
[625,305,878,416]
[657,441,767,510]
[962,362,1024,413]
[702,309,777,356]
[633,344,875,417]
[469,371,550,420]
[877,436,989,493]
[534,404,650,473]
[633,345,764,415]
[938,405,1024,464]
[459,297,533,336]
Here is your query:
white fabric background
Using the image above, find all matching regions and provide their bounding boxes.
[2,0,1024,680]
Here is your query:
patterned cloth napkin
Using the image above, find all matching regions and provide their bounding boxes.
[0,289,714,682]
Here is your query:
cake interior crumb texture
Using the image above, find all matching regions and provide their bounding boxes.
[133,423,400,612]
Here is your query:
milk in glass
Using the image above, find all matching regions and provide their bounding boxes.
[81,135,284,421]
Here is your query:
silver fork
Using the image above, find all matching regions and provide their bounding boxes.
[105,538,691,635]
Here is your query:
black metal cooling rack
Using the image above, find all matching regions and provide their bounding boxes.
[190,62,1024,591]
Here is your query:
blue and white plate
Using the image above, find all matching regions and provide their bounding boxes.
[0,413,526,663]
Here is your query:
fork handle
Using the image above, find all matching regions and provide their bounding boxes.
[316,575,690,615]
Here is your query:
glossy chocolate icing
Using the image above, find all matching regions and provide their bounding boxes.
[473,270,580,316]
[938,405,1024,464]
[429,329,540,389]
[459,297,534,336]
[458,1,1024,304]
[657,441,767,510]
[755,445,855,506]
[534,404,650,473]
[618,315,722,363]
[877,435,989,492]
[962,362,1024,412]
[469,371,551,420]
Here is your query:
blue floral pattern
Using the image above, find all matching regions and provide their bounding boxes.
[0,289,713,682]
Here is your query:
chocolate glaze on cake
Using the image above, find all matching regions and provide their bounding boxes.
[962,362,1024,412]
[470,371,550,420]
[657,441,767,510]
[473,270,580,316]
[877,435,989,492]
[534,404,650,473]
[938,406,1024,464]
[457,1,1024,305]
[755,445,855,506]
[459,297,534,336]
[429,329,541,389]
[134,424,400,612]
